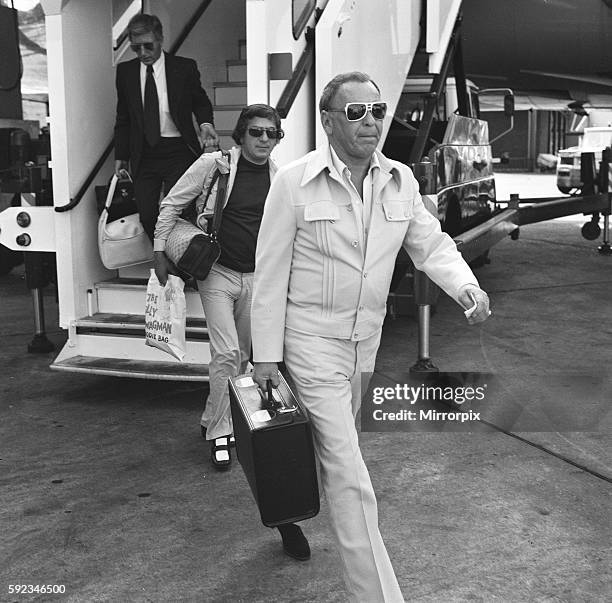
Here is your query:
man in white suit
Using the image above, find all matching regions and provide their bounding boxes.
[251,72,491,602]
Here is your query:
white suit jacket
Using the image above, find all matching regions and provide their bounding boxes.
[251,144,479,362]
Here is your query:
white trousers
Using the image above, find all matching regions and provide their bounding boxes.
[198,264,253,441]
[283,328,404,603]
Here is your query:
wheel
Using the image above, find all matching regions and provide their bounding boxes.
[557,186,571,195]
[581,221,601,241]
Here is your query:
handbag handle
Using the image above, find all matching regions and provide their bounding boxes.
[103,172,133,212]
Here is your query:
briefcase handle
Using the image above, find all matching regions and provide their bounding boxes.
[263,379,298,414]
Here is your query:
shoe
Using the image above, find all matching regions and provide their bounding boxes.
[210,436,231,471]
[277,523,310,561]
[200,425,207,439]
[229,434,236,448]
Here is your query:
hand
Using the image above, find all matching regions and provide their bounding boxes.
[253,362,280,392]
[153,251,178,286]
[200,123,219,149]
[114,160,130,179]
[458,285,491,325]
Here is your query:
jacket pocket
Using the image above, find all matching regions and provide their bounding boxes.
[382,200,412,222]
[303,201,339,260]
[304,201,341,222]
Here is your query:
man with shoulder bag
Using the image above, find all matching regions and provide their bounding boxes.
[153,104,309,562]
[153,104,283,472]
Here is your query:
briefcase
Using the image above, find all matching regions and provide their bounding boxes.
[228,373,319,527]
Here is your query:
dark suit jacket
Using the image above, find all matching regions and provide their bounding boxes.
[114,52,214,174]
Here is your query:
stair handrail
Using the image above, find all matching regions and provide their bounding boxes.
[55,0,214,213]
[275,7,323,119]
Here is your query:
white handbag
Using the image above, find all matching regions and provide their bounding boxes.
[97,174,153,269]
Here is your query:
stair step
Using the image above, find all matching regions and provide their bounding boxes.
[51,355,210,381]
[226,60,247,82]
[75,313,208,336]
[95,278,204,317]
[213,81,247,106]
[53,331,211,366]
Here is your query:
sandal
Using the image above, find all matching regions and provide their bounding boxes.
[211,436,231,471]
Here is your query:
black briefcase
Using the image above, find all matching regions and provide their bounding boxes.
[228,373,319,527]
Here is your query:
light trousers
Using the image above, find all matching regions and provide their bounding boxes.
[198,264,253,441]
[283,328,404,603]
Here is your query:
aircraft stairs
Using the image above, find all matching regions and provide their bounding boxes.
[51,38,251,381]
[44,0,468,379]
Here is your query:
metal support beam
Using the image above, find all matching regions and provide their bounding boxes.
[452,34,470,117]
[598,147,612,255]
[407,16,462,164]
[410,161,439,374]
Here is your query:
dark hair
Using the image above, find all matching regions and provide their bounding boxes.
[319,71,381,112]
[232,104,283,145]
[127,13,163,41]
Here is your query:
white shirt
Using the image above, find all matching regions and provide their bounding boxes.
[140,52,181,138]
[328,144,377,247]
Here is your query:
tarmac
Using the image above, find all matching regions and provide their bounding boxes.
[0,173,610,602]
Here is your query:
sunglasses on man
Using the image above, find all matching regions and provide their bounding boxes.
[247,127,284,140]
[326,101,387,122]
[130,42,156,53]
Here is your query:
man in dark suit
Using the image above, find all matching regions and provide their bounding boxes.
[114,13,218,240]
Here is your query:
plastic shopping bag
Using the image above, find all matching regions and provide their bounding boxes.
[144,270,187,361]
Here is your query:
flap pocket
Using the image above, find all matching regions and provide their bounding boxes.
[382,200,412,222]
[304,201,341,222]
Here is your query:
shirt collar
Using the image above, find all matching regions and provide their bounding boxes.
[141,51,164,75]
[301,143,401,188]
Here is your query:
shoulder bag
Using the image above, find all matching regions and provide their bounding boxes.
[164,155,230,281]
[98,173,153,269]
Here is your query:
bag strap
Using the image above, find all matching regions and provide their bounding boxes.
[104,173,133,212]
[207,150,231,235]
[210,171,229,235]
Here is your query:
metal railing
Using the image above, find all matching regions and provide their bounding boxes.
[275,7,323,119]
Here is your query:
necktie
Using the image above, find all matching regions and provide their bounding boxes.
[144,64,160,147]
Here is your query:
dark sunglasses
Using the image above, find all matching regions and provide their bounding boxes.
[247,127,284,140]
[327,101,387,122]
[130,42,156,53]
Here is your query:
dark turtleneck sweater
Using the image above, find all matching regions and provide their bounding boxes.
[217,154,270,273]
